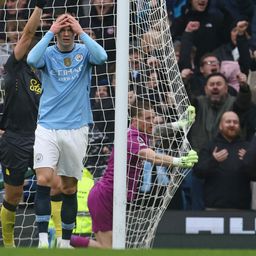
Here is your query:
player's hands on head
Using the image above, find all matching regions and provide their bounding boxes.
[35,0,49,9]
[50,14,70,34]
[67,15,84,35]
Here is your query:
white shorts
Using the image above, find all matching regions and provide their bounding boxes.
[34,124,89,180]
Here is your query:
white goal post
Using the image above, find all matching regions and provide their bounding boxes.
[113,0,129,249]
[0,0,193,249]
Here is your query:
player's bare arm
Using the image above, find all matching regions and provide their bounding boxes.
[14,6,42,61]
[14,1,50,61]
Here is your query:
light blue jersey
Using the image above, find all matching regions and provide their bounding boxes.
[27,31,107,129]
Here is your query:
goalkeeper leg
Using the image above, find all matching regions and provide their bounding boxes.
[70,232,112,248]
[71,184,112,248]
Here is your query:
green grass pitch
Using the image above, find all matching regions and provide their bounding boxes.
[1,248,256,256]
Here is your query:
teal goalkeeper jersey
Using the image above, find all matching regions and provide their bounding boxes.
[27,31,107,129]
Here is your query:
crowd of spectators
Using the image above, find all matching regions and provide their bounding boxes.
[1,0,256,212]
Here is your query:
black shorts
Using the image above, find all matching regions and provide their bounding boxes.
[0,131,34,186]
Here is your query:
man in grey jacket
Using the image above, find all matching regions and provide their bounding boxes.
[188,72,251,209]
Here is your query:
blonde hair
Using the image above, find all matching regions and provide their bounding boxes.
[141,29,161,54]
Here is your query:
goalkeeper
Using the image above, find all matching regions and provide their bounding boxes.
[0,1,61,248]
[70,100,198,248]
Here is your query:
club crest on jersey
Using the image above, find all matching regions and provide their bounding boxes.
[64,57,72,67]
[75,54,83,62]
[138,136,146,146]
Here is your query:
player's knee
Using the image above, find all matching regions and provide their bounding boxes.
[5,192,22,206]
[4,184,23,206]
[61,177,77,194]
[61,185,77,195]
[36,168,53,186]
[51,175,61,191]
[36,174,52,186]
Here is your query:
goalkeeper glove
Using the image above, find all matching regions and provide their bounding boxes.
[172,150,198,168]
[172,105,196,130]
[36,0,48,9]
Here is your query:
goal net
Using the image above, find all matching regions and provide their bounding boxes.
[0,0,192,248]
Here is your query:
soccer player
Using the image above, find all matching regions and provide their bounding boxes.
[27,13,107,248]
[0,0,48,248]
[70,100,198,248]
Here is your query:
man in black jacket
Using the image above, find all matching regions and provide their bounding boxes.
[193,111,254,210]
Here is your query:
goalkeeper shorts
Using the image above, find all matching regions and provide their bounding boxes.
[87,183,113,233]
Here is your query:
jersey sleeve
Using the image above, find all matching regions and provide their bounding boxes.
[79,32,108,65]
[27,31,54,68]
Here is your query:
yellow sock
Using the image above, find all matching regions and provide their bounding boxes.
[51,200,62,238]
[0,202,16,247]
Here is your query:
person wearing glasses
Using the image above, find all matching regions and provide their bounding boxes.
[180,53,221,100]
[178,18,250,97]
[180,51,248,100]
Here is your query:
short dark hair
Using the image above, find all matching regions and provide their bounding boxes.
[205,72,228,85]
[199,52,220,67]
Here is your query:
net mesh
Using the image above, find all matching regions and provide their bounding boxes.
[0,0,192,248]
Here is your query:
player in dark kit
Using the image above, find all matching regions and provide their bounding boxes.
[0,1,48,248]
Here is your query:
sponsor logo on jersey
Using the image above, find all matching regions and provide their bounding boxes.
[50,64,84,81]
[30,79,42,94]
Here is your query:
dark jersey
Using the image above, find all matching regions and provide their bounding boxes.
[1,53,41,133]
